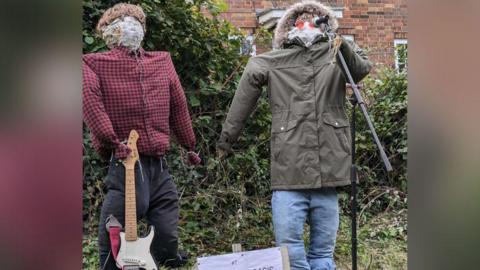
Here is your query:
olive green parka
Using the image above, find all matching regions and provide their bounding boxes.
[217,1,372,190]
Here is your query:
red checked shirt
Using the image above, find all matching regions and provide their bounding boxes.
[83,47,196,159]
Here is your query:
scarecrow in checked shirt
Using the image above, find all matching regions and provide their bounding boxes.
[82,3,200,269]
[217,1,372,269]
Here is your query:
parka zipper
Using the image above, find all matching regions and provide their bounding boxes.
[309,46,323,182]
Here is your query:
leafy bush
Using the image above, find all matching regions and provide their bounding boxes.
[82,0,407,268]
[338,68,408,219]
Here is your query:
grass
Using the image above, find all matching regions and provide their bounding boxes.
[83,210,406,270]
[335,210,407,270]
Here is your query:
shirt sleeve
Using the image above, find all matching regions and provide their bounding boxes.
[82,59,122,151]
[166,54,196,151]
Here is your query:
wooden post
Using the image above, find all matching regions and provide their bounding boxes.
[280,246,291,270]
[232,243,242,253]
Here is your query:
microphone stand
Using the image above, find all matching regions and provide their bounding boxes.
[320,19,393,270]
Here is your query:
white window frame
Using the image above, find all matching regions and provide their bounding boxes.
[394,39,408,71]
[343,34,355,42]
[240,34,257,56]
[332,7,344,18]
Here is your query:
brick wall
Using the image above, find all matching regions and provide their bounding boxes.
[216,0,407,68]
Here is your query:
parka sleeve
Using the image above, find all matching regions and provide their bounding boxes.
[338,38,373,83]
[217,57,268,153]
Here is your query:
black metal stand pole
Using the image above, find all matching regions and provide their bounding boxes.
[350,98,358,270]
[328,29,393,270]
[337,50,393,172]
[314,17,393,269]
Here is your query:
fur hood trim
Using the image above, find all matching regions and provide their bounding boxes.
[273,1,339,49]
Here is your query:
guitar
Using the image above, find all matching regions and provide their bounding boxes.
[115,130,157,270]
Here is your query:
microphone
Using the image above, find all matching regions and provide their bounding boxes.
[313,15,329,27]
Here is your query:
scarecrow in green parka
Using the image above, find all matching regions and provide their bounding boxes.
[217,1,372,269]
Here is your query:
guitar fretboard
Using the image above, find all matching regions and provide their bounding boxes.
[125,167,137,241]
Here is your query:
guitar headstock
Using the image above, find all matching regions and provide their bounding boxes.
[122,130,139,170]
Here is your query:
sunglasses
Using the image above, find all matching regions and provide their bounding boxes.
[295,20,316,29]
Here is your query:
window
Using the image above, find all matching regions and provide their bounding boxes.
[394,39,408,72]
[230,34,257,56]
[343,35,355,42]
[332,7,344,18]
[240,34,256,56]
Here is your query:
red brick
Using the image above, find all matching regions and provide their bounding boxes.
[219,0,407,67]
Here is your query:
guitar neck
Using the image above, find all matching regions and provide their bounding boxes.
[125,167,137,241]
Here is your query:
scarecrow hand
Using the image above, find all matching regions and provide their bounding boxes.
[346,83,369,106]
[346,83,364,95]
[185,151,201,166]
[346,83,353,95]
[216,139,233,160]
[114,143,132,160]
[216,148,228,160]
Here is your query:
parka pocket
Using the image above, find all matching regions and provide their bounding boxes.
[272,119,299,134]
[271,119,299,161]
[322,112,351,153]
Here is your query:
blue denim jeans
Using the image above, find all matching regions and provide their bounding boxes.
[272,188,339,270]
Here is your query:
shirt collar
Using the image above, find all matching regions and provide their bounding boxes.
[111,46,145,58]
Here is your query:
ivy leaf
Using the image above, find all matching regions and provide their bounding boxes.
[84,36,94,45]
[189,95,201,107]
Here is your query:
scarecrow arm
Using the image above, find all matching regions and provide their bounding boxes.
[218,57,268,153]
[338,38,373,83]
[82,60,127,157]
[167,54,196,151]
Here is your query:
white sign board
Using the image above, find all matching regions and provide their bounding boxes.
[197,247,287,270]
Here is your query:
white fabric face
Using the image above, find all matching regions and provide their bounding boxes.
[287,26,323,47]
[102,16,144,51]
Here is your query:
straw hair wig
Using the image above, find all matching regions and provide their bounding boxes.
[96,3,146,34]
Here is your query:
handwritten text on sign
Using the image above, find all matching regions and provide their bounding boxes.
[197,247,285,270]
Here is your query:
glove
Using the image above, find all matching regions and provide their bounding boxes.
[114,143,131,160]
[216,139,233,160]
[216,148,227,160]
[185,151,201,166]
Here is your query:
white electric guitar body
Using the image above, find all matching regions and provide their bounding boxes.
[116,226,157,270]
[115,130,158,270]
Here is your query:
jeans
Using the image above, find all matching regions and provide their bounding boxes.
[272,188,339,270]
[98,155,179,270]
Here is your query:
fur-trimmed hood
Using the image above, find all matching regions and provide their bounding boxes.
[273,1,339,49]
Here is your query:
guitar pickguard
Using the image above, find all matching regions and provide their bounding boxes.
[116,226,157,270]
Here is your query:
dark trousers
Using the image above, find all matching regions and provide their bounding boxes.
[98,155,179,270]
